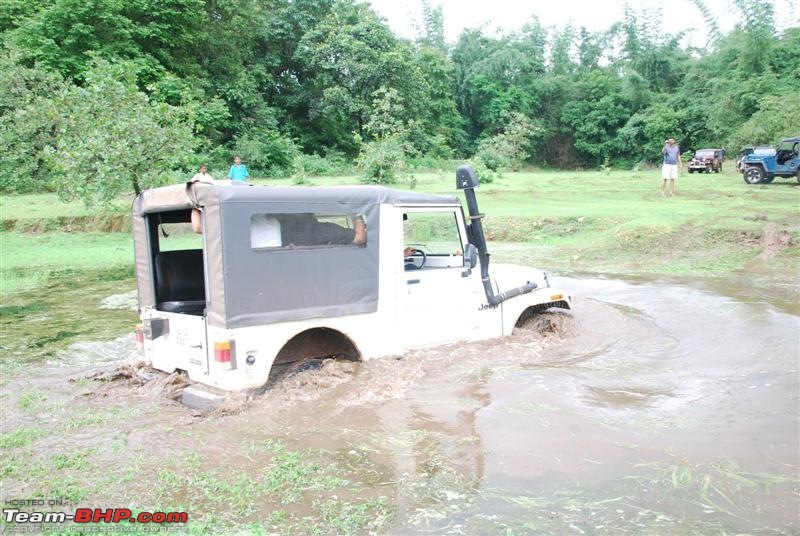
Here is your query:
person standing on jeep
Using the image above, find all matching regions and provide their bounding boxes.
[661,138,682,197]
[227,155,250,182]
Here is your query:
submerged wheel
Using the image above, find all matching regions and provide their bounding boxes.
[265,328,361,387]
[744,166,764,184]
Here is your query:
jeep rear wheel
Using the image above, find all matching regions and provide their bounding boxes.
[266,327,361,387]
[762,176,774,184]
[744,166,764,184]
[796,169,799,184]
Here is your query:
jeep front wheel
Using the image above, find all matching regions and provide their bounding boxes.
[744,166,764,184]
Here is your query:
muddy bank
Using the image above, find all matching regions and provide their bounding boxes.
[1,274,798,534]
[0,214,131,233]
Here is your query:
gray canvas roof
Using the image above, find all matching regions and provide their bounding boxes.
[133,182,459,215]
[132,181,460,329]
[215,183,459,206]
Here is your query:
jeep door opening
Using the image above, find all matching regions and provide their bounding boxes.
[132,166,571,391]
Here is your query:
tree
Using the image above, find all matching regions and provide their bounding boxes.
[475,112,538,172]
[0,54,65,193]
[357,87,411,184]
[416,0,446,53]
[410,46,466,157]
[293,1,423,154]
[729,93,800,147]
[560,70,632,166]
[47,59,195,205]
[9,0,205,84]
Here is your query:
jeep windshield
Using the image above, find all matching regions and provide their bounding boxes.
[694,150,714,158]
[753,147,776,155]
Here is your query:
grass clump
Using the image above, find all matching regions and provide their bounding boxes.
[0,427,45,449]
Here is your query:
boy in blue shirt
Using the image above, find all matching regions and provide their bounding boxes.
[227,155,249,181]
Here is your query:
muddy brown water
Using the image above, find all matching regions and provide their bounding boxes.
[4,273,799,534]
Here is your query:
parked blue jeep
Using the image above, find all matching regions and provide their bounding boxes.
[742,137,800,184]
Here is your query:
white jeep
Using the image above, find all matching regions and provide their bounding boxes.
[132,166,571,391]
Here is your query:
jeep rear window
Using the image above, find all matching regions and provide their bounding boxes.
[250,213,366,250]
[151,212,203,253]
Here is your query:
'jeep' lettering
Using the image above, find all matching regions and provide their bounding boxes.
[478,303,498,311]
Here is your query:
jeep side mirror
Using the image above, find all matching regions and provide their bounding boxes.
[464,243,478,269]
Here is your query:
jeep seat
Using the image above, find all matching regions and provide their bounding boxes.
[154,249,206,315]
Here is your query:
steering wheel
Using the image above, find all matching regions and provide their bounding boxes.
[404,248,427,270]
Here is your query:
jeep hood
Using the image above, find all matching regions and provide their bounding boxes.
[744,154,774,163]
[488,263,549,293]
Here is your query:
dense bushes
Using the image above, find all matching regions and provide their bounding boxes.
[1,0,797,201]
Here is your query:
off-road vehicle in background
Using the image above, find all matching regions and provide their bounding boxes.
[742,137,800,184]
[736,146,775,173]
[132,166,571,392]
[688,149,724,173]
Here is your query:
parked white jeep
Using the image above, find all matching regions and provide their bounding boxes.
[132,166,571,391]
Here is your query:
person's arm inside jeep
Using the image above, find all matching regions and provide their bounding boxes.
[313,216,366,245]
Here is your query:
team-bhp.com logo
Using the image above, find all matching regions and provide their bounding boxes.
[3,507,188,524]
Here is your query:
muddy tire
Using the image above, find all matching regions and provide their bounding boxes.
[744,166,764,184]
[762,176,774,184]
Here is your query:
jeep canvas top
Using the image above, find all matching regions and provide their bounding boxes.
[132,166,571,391]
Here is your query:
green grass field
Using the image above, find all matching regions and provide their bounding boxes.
[1,167,798,370]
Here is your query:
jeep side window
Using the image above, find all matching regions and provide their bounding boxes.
[250,213,367,250]
[403,211,464,267]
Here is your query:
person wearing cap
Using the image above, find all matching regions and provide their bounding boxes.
[661,137,682,197]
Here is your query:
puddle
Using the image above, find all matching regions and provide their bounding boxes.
[99,289,138,310]
[50,333,137,367]
[581,384,675,408]
[2,274,798,534]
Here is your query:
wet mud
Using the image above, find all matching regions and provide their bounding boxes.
[2,274,798,534]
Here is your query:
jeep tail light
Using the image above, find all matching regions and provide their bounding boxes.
[214,341,231,362]
[134,324,144,350]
